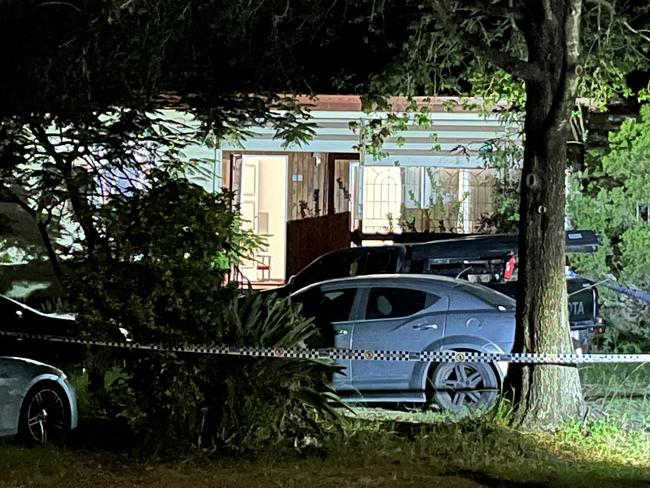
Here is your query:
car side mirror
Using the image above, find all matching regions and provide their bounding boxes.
[287,275,296,285]
[16,310,23,319]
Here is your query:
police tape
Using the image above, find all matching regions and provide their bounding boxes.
[3,330,650,364]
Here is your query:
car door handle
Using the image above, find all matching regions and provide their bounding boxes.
[413,324,438,330]
[335,329,349,335]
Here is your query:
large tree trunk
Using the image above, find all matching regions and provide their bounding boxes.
[510,0,584,429]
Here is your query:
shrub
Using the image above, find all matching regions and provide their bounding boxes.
[68,172,339,456]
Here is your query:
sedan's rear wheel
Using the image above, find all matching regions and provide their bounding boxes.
[429,362,499,412]
[19,382,69,445]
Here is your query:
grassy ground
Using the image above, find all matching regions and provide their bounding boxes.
[1,364,648,488]
[1,410,648,487]
[580,363,650,429]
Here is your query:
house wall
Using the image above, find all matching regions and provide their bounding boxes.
[219,108,515,168]
[287,153,326,220]
[334,159,351,214]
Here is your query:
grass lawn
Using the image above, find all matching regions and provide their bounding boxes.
[580,363,650,429]
[1,364,648,488]
[1,411,648,488]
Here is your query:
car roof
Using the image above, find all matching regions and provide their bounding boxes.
[0,294,75,321]
[294,244,404,273]
[407,230,599,259]
[291,273,469,295]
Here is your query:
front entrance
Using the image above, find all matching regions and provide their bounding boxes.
[238,155,288,285]
[225,151,357,287]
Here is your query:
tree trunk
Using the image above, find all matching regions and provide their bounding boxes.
[510,0,584,429]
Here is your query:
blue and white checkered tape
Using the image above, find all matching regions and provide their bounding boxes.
[1,330,649,364]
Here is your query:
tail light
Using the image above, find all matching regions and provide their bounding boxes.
[503,252,516,281]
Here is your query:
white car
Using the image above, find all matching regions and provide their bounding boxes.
[0,356,78,444]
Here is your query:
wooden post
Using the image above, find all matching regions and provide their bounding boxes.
[326,153,336,215]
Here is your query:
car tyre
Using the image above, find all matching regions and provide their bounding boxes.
[428,361,500,413]
[18,381,70,446]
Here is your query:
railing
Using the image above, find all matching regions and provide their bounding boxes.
[227,266,252,291]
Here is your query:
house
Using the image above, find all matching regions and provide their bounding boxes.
[180,96,517,286]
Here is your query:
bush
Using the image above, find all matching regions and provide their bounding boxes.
[197,293,340,453]
[68,172,339,456]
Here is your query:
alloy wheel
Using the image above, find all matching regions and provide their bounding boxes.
[430,362,499,412]
[23,387,67,445]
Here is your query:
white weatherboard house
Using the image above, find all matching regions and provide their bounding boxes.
[180,96,517,285]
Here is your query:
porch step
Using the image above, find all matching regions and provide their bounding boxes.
[245,280,285,291]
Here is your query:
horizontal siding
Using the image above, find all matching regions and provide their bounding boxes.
[166,108,518,169]
[364,154,484,168]
[221,110,516,167]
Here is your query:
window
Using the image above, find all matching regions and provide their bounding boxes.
[321,289,357,322]
[456,282,516,310]
[292,287,356,348]
[293,287,357,323]
[363,166,402,233]
[363,249,398,274]
[401,167,423,209]
[364,287,434,320]
[292,287,322,319]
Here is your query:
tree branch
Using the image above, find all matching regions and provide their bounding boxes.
[0,186,65,285]
[458,0,524,21]
[29,121,103,255]
[623,20,650,44]
[430,0,542,81]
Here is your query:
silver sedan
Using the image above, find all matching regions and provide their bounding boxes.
[0,357,78,444]
[291,274,516,411]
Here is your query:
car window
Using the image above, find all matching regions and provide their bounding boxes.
[292,287,322,319]
[321,289,357,322]
[293,287,356,322]
[362,249,398,274]
[0,296,30,323]
[0,296,17,315]
[364,287,436,320]
[455,282,516,310]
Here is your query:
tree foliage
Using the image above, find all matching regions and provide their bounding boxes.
[0,106,339,454]
[2,0,649,433]
[0,110,196,277]
[478,120,524,233]
[568,104,650,351]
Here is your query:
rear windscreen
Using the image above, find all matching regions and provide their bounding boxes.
[456,282,516,310]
